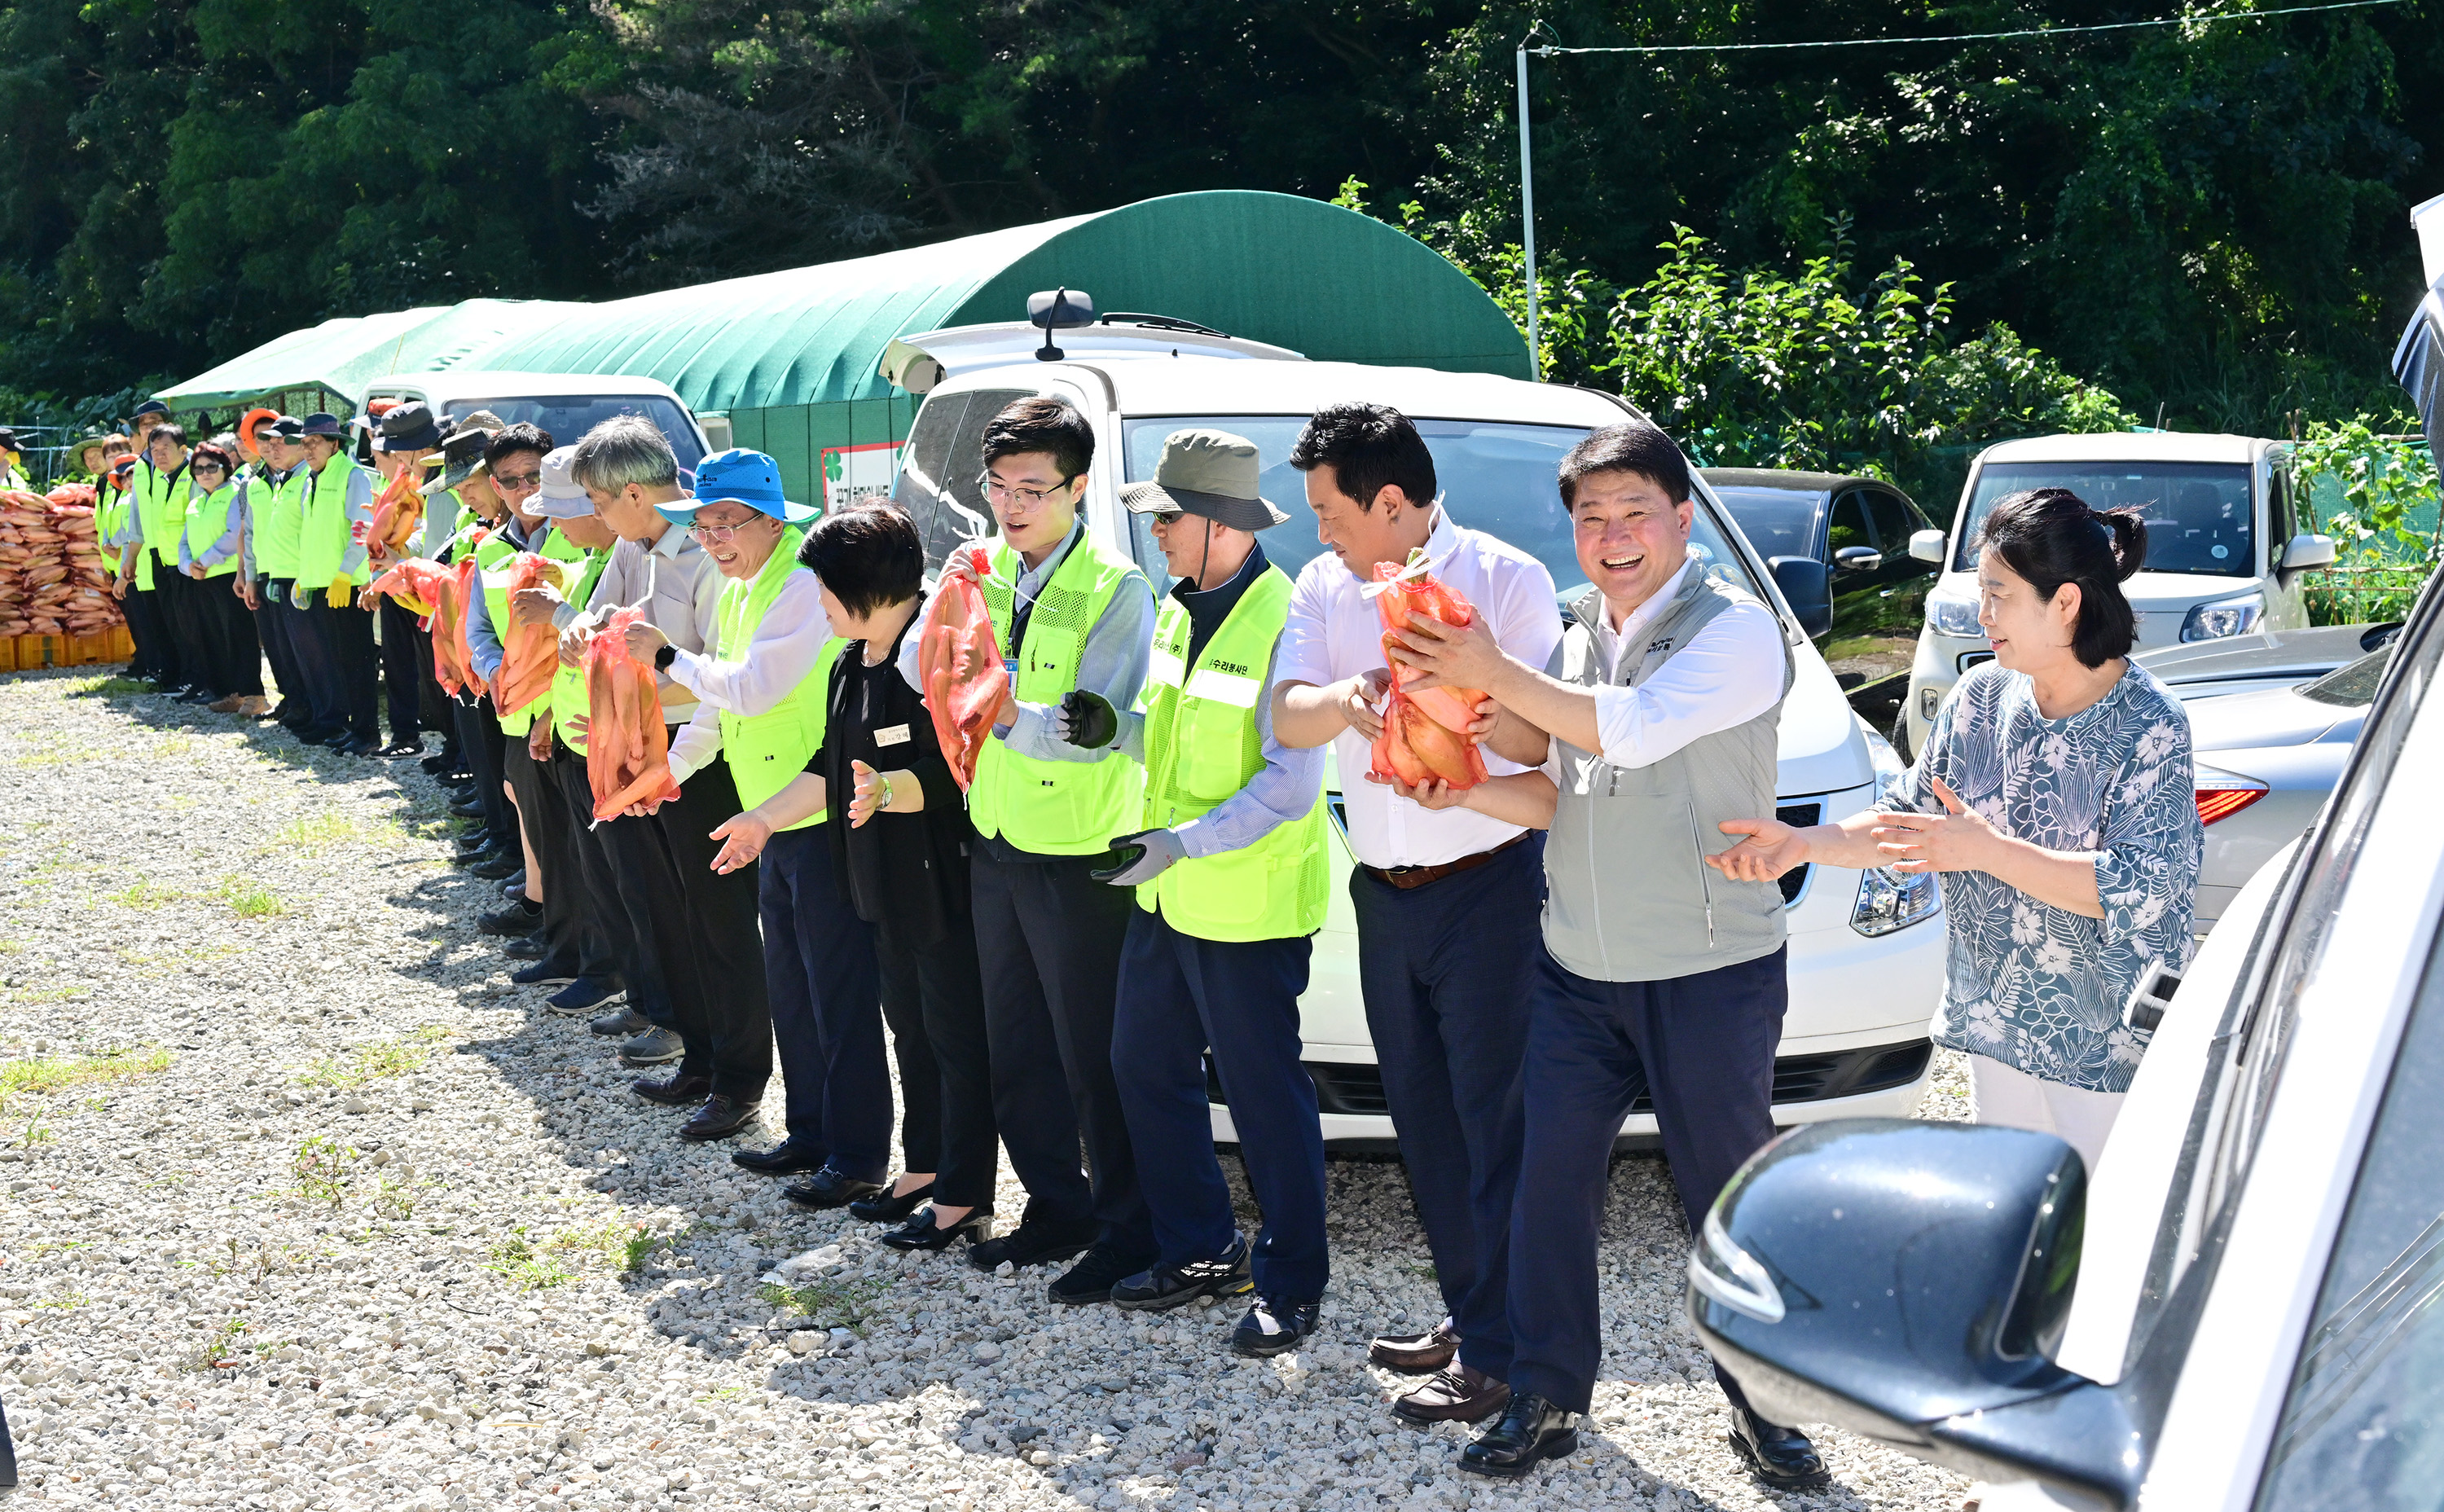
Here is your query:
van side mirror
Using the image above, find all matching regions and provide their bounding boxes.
[2281,533,2336,572]
[1769,556,1832,639]
[1908,528,1948,565]
[1027,288,1097,363]
[1689,1120,2143,1510]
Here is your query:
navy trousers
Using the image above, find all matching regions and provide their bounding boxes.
[553,741,655,1008]
[156,568,210,692]
[283,595,344,736]
[376,595,424,745]
[455,698,514,843]
[1351,835,1544,1383]
[504,737,620,987]
[1506,945,1788,1416]
[874,913,997,1206]
[301,591,379,741]
[121,577,169,682]
[758,823,886,1172]
[253,577,306,717]
[1112,906,1325,1301]
[972,846,1154,1261]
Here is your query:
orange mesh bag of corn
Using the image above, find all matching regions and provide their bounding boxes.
[914,544,1006,790]
[363,467,424,560]
[583,607,681,820]
[427,558,477,697]
[366,557,450,619]
[490,554,565,720]
[1366,556,1490,791]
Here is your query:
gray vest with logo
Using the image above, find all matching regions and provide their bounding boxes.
[1541,569,1793,983]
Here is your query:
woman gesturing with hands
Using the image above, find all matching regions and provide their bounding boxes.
[1710,488,2202,1171]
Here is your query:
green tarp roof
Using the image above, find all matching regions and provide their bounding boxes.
[159,191,1529,415]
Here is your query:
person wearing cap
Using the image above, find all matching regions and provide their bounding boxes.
[424,417,523,855]
[557,416,725,1074]
[130,400,169,447]
[358,400,447,758]
[175,441,267,714]
[236,417,312,727]
[616,447,837,1148]
[96,437,137,610]
[287,411,384,754]
[1072,430,1334,1356]
[0,429,28,492]
[890,394,1158,1303]
[116,420,200,697]
[1270,402,1563,1428]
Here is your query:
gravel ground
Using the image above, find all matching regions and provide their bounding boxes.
[0,667,1974,1512]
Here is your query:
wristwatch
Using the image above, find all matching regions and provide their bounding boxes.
[654,644,677,671]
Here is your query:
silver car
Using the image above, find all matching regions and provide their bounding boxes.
[2137,620,2403,701]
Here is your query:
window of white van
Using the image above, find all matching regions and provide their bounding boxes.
[1119,416,1762,603]
[1954,461,2253,575]
[442,396,706,475]
[892,388,1028,569]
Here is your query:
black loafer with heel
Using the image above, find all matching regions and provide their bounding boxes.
[879,1206,994,1251]
[848,1180,934,1223]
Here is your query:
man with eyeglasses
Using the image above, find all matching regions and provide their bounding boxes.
[892,395,1159,1305]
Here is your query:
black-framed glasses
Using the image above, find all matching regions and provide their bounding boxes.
[977,472,1078,509]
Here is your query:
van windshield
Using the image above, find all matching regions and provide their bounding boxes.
[1119,415,1761,603]
[1955,460,2253,576]
[441,396,706,476]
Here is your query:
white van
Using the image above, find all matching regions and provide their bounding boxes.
[1901,432,2336,755]
[883,321,1948,1147]
[358,371,719,479]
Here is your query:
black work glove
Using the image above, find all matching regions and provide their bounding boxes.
[1058,688,1119,749]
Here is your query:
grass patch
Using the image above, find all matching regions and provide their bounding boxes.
[756,1275,893,1334]
[486,1228,574,1291]
[0,1047,170,1110]
[295,1025,451,1088]
[67,675,151,697]
[545,1215,662,1274]
[213,877,285,917]
[7,736,105,768]
[0,984,90,1006]
[267,813,406,855]
[291,1136,354,1209]
[106,880,187,909]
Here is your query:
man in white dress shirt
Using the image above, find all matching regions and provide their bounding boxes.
[1272,402,1562,1427]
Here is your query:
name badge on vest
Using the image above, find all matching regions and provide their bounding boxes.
[874,723,912,747]
[1003,657,1019,679]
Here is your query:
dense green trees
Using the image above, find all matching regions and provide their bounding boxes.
[2,0,2436,443]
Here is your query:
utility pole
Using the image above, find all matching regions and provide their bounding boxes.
[1516,34,1542,381]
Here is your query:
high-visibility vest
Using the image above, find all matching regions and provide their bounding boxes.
[970,530,1146,855]
[179,481,243,579]
[254,467,309,581]
[1134,565,1328,941]
[294,457,370,590]
[131,459,190,588]
[99,478,128,578]
[549,550,615,749]
[477,527,591,736]
[712,527,845,824]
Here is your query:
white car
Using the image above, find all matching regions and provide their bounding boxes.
[1688,577,2444,1510]
[1903,431,2336,757]
[359,371,719,479]
[883,319,1947,1146]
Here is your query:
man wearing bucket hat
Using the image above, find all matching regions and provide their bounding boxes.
[238,416,314,729]
[626,448,851,1149]
[1073,429,1335,1358]
[288,411,384,754]
[421,412,511,794]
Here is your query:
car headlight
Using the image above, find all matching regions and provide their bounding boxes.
[1852,865,1940,936]
[1925,596,1984,639]
[2180,591,2264,643]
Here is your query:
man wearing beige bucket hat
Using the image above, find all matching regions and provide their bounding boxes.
[1060,429,1337,1359]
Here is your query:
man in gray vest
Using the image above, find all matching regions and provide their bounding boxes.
[1382,420,1825,1490]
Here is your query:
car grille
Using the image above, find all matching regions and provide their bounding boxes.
[1209,1040,1931,1118]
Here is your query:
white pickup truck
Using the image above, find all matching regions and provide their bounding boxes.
[881,319,1948,1145]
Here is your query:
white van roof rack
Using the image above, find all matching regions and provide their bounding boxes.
[881,320,1304,393]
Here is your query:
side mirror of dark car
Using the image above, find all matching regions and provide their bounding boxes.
[1769,556,1832,639]
[1834,545,1884,574]
[1688,1120,2145,1510]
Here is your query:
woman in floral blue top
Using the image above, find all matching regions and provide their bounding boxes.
[1708,487,2201,1170]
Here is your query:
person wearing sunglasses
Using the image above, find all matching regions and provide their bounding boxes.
[174,441,267,715]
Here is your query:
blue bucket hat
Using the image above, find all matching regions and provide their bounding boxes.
[658,447,817,526]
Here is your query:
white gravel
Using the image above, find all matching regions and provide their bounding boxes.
[0,666,1973,1511]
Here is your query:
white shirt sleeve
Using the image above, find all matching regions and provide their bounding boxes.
[667,700,720,786]
[1591,600,1786,769]
[666,571,831,717]
[1271,560,1336,688]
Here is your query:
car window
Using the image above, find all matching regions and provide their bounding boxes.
[442,396,705,476]
[2253,923,2444,1512]
[893,388,1029,571]
[1119,416,1764,604]
[1957,461,2253,576]
[2301,647,2396,709]
[1708,486,1825,561]
[1828,491,1872,556]
[1865,490,1923,560]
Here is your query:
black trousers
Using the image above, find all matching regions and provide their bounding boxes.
[635,757,771,1100]
[196,574,262,697]
[1113,908,1325,1300]
[1506,945,1788,1417]
[154,565,207,692]
[455,697,514,843]
[970,846,1153,1259]
[121,575,169,681]
[301,591,379,741]
[503,734,621,987]
[875,912,997,1207]
[552,740,652,1004]
[760,825,888,1175]
[374,596,425,745]
[1351,835,1545,1383]
[415,626,456,763]
[591,754,689,1036]
[253,576,307,719]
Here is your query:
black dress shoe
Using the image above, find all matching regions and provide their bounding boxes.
[880,1206,994,1251]
[847,1180,934,1224]
[679,1093,760,1142]
[1460,1393,1581,1479]
[480,899,543,936]
[468,851,521,880]
[341,736,385,758]
[319,729,356,749]
[732,1138,829,1175]
[503,934,547,960]
[420,752,456,775]
[967,1220,1097,1273]
[631,1072,713,1106]
[175,688,213,705]
[451,798,487,819]
[1728,1409,1828,1489]
[781,1165,886,1210]
[1111,1234,1253,1312]
[456,831,499,856]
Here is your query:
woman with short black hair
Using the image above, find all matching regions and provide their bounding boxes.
[1708,487,2202,1169]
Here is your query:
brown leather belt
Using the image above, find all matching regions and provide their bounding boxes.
[1360,832,1528,891]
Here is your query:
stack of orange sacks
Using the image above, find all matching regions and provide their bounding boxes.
[582,607,682,820]
[1368,558,1490,791]
[0,485,120,639]
[915,544,1004,789]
